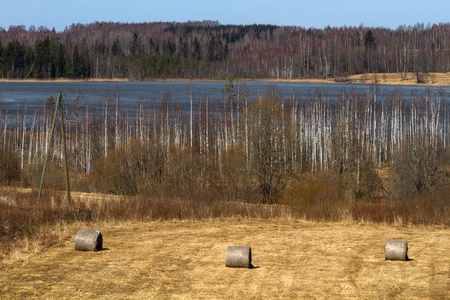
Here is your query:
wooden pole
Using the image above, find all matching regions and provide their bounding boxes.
[37,92,71,203]
[59,93,71,203]
[37,93,61,203]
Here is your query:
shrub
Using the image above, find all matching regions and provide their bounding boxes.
[351,186,450,225]
[21,161,66,190]
[281,173,346,221]
[91,148,138,195]
[390,135,447,198]
[0,149,20,185]
[354,161,385,199]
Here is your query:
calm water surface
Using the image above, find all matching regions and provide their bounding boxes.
[0,81,448,119]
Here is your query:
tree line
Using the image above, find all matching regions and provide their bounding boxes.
[1,83,449,203]
[0,21,448,80]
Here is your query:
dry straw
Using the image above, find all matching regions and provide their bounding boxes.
[226,246,252,268]
[385,239,408,261]
[75,230,103,252]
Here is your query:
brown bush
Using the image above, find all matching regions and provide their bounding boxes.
[21,161,66,190]
[351,186,450,225]
[281,173,347,221]
[1,190,72,248]
[248,95,288,203]
[390,135,447,198]
[91,148,137,195]
[0,149,20,185]
[220,146,255,201]
[354,161,385,199]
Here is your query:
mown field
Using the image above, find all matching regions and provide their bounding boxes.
[0,218,448,299]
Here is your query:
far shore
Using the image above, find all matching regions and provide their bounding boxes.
[0,72,449,86]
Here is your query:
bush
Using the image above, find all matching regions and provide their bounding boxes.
[21,161,66,190]
[0,149,20,185]
[91,140,172,195]
[281,173,346,221]
[354,161,385,199]
[91,148,138,195]
[390,135,447,198]
[351,186,450,225]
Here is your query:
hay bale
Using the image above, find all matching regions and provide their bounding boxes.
[226,246,252,268]
[385,239,408,261]
[75,229,102,252]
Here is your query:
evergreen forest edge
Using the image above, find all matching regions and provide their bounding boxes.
[0,21,449,81]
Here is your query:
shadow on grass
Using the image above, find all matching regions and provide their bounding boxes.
[249,264,261,269]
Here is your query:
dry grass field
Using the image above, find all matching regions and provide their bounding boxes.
[343,72,450,86]
[0,219,448,299]
[2,72,449,86]
[247,72,450,86]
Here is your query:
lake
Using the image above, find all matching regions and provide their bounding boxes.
[0,81,448,119]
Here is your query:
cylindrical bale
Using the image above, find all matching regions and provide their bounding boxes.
[385,239,408,261]
[226,246,252,268]
[75,230,103,252]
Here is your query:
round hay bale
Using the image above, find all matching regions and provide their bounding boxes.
[226,246,252,268]
[385,239,408,261]
[75,229,102,252]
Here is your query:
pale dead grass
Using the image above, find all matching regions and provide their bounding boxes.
[1,72,449,86]
[344,72,450,86]
[0,219,448,299]
[0,187,123,207]
[0,78,130,83]
[239,72,450,86]
[195,72,450,86]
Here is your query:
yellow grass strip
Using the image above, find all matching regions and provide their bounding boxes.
[1,73,449,86]
[0,78,130,83]
[243,72,450,86]
[0,219,448,299]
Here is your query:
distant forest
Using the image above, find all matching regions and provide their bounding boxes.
[0,21,448,80]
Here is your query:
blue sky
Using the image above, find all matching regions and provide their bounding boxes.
[1,0,448,31]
